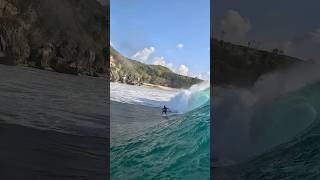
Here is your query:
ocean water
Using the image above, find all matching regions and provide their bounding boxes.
[213,64,320,166]
[0,65,107,137]
[213,63,320,179]
[215,83,320,179]
[0,65,108,179]
[110,82,210,179]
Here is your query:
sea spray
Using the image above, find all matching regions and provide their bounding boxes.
[213,62,320,165]
[110,81,210,113]
[168,82,210,112]
[214,83,320,180]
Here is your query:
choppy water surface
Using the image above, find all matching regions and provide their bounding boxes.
[0,65,107,137]
[111,82,210,180]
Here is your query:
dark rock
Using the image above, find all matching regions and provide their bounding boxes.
[0,17,30,65]
[0,0,108,77]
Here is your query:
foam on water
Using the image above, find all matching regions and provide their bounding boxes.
[213,62,320,166]
[215,83,320,180]
[110,82,177,106]
[111,82,210,113]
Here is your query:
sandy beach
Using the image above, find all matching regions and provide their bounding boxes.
[142,83,179,91]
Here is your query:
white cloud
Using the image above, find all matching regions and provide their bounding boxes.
[153,58,190,76]
[153,57,174,70]
[110,41,114,46]
[220,10,251,44]
[131,47,155,62]
[176,43,184,49]
[178,64,189,76]
[196,71,210,80]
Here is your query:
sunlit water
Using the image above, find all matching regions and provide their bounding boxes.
[110,82,210,180]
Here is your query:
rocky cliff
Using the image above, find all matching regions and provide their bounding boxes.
[0,0,108,76]
[212,38,303,87]
[110,47,202,89]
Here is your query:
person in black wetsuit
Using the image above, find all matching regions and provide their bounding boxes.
[162,105,169,115]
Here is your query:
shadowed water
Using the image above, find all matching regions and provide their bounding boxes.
[214,83,320,180]
[0,65,107,137]
[0,65,108,179]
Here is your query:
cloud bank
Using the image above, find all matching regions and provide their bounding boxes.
[131,47,155,62]
[220,10,251,44]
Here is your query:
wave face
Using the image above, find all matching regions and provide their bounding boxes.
[213,85,318,165]
[215,83,320,179]
[214,62,320,168]
[110,84,210,180]
[168,82,210,112]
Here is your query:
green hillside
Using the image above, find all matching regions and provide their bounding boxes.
[212,39,303,87]
[110,47,202,89]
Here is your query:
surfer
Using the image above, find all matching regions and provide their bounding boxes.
[162,105,169,115]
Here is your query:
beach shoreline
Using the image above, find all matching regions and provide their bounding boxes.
[142,83,179,91]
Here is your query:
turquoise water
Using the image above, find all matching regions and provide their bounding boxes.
[111,88,210,180]
[215,83,320,179]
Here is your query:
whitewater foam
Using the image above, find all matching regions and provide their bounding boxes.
[110,82,178,106]
[213,62,320,165]
[111,82,210,113]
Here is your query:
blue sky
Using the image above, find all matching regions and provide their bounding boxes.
[111,0,210,79]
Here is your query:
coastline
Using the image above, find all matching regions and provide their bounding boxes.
[142,83,179,91]
[11,64,109,80]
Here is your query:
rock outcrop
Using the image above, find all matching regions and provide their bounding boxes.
[0,0,108,76]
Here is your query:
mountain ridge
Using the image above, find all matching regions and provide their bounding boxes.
[110,46,203,89]
[212,38,305,87]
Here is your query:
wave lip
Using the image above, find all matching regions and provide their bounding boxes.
[168,82,210,113]
[213,62,320,166]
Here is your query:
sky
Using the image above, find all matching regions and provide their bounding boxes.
[213,0,320,61]
[111,0,210,80]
